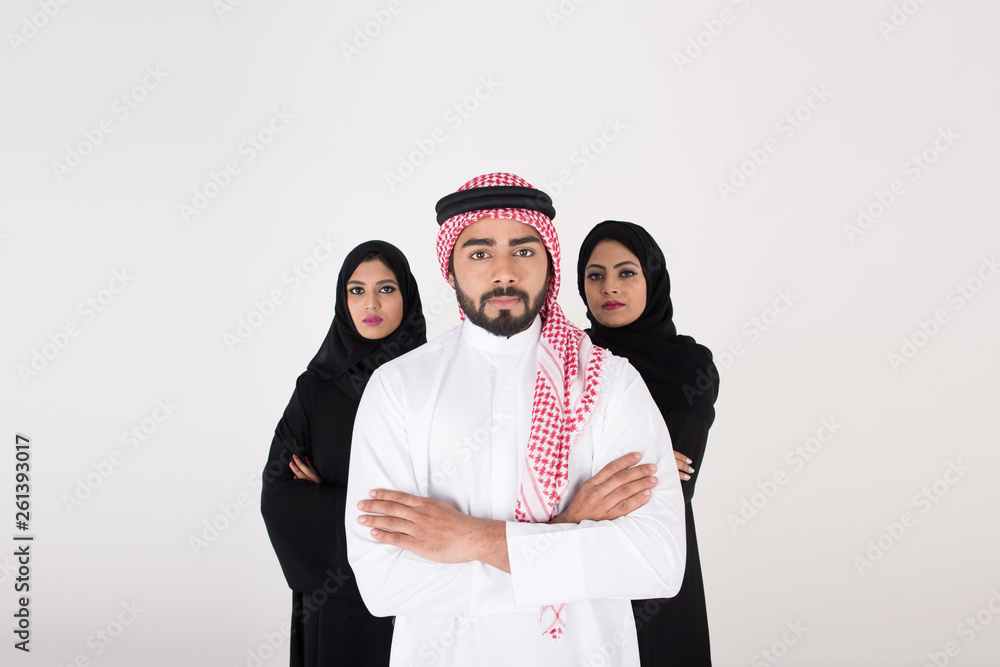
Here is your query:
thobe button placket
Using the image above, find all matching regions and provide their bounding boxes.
[490,350,520,520]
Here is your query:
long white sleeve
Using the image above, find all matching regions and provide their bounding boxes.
[345,369,522,618]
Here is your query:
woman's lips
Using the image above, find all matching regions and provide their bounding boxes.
[363,316,383,326]
[602,301,625,311]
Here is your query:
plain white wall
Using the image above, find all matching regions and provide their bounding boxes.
[2,1,998,665]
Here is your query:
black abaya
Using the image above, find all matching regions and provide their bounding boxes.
[631,409,712,666]
[262,374,393,666]
[261,241,426,667]
[578,221,719,667]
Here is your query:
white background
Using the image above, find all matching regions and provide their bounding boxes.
[2,1,999,665]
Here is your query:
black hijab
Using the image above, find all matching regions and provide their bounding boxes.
[577,221,718,424]
[305,240,426,398]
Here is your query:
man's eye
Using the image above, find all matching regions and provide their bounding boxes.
[515,249,533,257]
[471,251,487,260]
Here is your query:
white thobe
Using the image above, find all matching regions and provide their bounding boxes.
[346,316,686,667]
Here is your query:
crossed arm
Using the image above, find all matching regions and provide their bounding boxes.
[355,451,660,574]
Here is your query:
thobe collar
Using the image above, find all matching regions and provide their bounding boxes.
[460,314,542,354]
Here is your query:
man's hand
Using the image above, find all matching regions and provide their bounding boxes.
[549,452,658,524]
[358,490,510,573]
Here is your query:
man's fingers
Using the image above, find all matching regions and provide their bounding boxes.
[588,452,643,486]
[369,527,414,548]
[370,489,422,506]
[360,513,414,534]
[358,498,415,519]
[606,463,657,490]
[609,477,659,504]
[606,487,654,520]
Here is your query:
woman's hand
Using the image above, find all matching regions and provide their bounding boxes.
[674,450,694,481]
[290,454,322,483]
[549,452,658,524]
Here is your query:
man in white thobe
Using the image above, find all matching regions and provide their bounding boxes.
[346,173,686,667]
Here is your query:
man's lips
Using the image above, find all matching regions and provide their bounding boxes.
[602,301,625,310]
[488,297,521,309]
[363,316,383,326]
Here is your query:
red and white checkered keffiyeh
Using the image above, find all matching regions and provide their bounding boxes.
[436,172,607,639]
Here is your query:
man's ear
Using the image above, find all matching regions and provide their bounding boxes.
[446,272,455,289]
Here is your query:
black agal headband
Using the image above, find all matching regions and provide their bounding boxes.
[435,186,556,225]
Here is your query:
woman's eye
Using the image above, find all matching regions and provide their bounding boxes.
[587,273,602,281]
[349,287,364,295]
[621,270,637,278]
[379,286,396,294]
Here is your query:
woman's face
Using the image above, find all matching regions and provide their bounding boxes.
[583,238,647,328]
[346,259,404,340]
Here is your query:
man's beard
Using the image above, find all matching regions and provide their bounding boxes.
[455,280,546,338]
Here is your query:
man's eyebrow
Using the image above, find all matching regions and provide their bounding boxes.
[461,237,495,248]
[509,236,542,246]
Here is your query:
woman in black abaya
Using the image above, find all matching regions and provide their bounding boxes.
[577,221,719,667]
[261,240,426,667]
